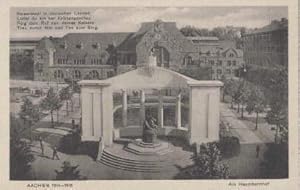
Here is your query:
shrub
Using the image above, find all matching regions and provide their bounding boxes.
[55,161,86,180]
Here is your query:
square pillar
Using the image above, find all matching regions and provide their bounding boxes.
[81,87,102,141]
[140,90,145,125]
[158,90,164,128]
[79,81,113,147]
[188,82,222,145]
[122,89,127,127]
[175,93,182,128]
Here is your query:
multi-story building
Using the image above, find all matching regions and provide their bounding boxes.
[27,20,244,82]
[242,18,288,69]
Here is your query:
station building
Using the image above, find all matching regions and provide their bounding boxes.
[32,20,244,82]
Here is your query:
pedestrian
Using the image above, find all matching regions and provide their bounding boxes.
[256,145,260,158]
[52,146,60,160]
[39,136,44,156]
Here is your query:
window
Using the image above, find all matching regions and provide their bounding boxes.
[92,43,101,49]
[73,70,81,80]
[74,59,85,65]
[76,43,83,49]
[232,60,237,66]
[217,60,222,66]
[227,60,232,66]
[229,53,234,57]
[209,60,215,66]
[89,70,99,79]
[54,70,64,79]
[226,69,231,74]
[36,63,43,72]
[217,69,222,74]
[107,71,114,78]
[184,56,193,65]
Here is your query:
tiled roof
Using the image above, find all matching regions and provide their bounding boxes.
[36,37,56,49]
[54,33,132,56]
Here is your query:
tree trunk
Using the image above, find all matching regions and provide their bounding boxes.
[29,120,32,142]
[50,111,54,127]
[241,106,244,119]
[222,91,225,102]
[237,103,240,113]
[230,101,233,109]
[255,112,259,130]
[56,109,59,124]
[275,125,279,143]
[66,101,69,116]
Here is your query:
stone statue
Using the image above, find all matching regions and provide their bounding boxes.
[142,115,158,143]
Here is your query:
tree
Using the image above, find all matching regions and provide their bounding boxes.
[233,80,250,118]
[227,79,239,109]
[19,97,40,124]
[59,87,73,115]
[175,142,230,179]
[19,97,40,140]
[10,116,35,180]
[265,69,288,143]
[246,86,266,130]
[55,161,86,180]
[220,75,234,102]
[40,87,62,127]
[266,104,288,143]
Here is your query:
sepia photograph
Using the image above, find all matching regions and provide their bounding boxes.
[9,6,290,181]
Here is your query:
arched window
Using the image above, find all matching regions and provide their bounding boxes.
[184,55,193,65]
[73,70,81,80]
[89,70,99,79]
[54,70,64,79]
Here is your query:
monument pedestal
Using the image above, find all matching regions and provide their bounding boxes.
[125,139,174,155]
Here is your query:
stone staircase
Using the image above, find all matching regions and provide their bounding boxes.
[99,149,167,173]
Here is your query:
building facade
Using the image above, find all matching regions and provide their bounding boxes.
[242,18,288,69]
[32,20,244,82]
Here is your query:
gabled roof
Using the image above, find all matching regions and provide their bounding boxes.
[118,21,196,52]
[56,33,132,56]
[36,37,56,50]
[221,48,243,57]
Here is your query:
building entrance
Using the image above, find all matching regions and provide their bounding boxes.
[154,46,169,68]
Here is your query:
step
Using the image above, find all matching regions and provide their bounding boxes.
[99,158,161,173]
[101,152,163,167]
[100,154,163,169]
[100,156,163,170]
[102,150,167,164]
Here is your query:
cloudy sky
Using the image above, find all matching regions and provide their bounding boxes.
[11,7,287,38]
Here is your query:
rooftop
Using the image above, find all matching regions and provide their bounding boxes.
[245,18,288,35]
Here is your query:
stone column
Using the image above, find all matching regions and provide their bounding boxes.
[140,90,145,125]
[175,92,182,128]
[158,90,164,128]
[122,89,127,127]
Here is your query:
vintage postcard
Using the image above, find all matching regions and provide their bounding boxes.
[0,0,298,190]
